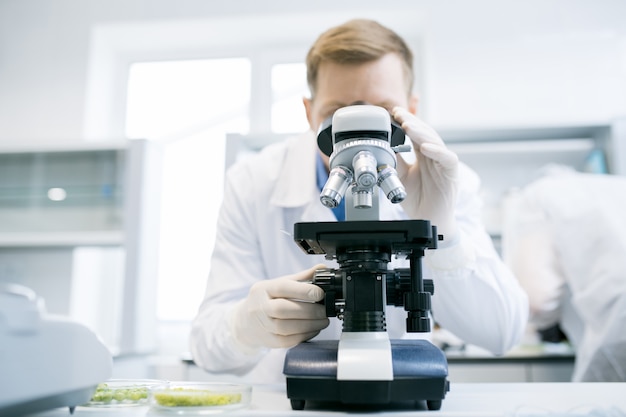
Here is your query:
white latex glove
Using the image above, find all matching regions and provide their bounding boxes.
[230,264,330,352]
[391,107,459,242]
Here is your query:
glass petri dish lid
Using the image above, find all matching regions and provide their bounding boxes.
[150,382,252,414]
[84,379,163,407]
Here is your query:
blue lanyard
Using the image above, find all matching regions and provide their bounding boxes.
[315,153,345,221]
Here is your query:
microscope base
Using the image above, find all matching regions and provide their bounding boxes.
[283,339,449,411]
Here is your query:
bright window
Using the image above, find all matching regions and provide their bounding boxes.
[125,58,250,321]
[125,58,309,322]
[126,58,251,140]
[271,63,310,133]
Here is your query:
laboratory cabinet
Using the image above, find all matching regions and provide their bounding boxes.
[445,347,575,383]
[0,139,162,356]
[440,121,626,239]
[0,145,125,245]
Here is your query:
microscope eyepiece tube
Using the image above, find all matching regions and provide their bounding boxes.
[320,166,353,208]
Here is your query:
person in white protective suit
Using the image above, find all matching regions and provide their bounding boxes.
[502,165,626,382]
[189,18,529,384]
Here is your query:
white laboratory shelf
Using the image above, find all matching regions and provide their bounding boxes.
[0,139,127,154]
[0,231,124,247]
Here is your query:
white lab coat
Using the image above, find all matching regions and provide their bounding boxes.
[190,131,528,384]
[502,166,626,382]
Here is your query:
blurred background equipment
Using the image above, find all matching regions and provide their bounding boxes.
[0,283,112,415]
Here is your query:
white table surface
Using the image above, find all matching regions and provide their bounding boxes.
[27,383,626,417]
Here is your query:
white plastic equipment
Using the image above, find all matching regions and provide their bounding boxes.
[0,283,112,415]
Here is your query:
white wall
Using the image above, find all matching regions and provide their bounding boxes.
[424,2,626,129]
[1,0,626,145]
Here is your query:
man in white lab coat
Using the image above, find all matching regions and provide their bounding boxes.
[190,19,529,384]
[502,165,626,381]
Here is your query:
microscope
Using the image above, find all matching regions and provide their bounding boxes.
[283,105,449,411]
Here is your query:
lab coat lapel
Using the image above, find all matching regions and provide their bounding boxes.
[270,131,334,222]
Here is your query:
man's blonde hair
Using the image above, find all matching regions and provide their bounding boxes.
[306,19,414,98]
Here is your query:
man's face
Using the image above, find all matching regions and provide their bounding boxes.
[303,53,417,167]
[303,53,417,135]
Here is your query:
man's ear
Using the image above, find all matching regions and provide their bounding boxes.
[303,97,315,131]
[409,94,419,115]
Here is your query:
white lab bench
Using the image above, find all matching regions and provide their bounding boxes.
[26,383,626,416]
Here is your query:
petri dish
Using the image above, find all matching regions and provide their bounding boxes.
[84,379,163,407]
[150,382,252,414]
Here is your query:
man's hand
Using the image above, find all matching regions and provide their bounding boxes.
[391,107,459,241]
[230,264,330,351]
